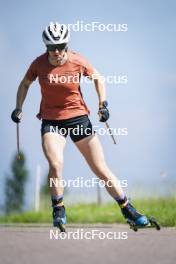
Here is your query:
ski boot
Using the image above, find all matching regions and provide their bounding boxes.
[53,205,66,232]
[121,201,148,231]
[120,201,160,231]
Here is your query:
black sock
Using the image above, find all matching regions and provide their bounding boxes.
[51,195,63,208]
[114,195,128,207]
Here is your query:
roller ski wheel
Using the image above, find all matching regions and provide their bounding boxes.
[148,216,161,230]
[127,219,138,232]
[54,221,66,233]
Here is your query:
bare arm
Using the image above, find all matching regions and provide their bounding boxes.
[92,70,106,105]
[90,69,109,122]
[16,77,32,109]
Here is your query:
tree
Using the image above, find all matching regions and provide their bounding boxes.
[5,152,28,214]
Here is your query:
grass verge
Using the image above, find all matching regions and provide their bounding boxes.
[0,198,176,227]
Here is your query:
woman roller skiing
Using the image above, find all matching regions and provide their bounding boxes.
[11,22,159,232]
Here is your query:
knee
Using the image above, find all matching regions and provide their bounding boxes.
[49,160,63,175]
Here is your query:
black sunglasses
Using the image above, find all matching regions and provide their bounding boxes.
[46,44,67,51]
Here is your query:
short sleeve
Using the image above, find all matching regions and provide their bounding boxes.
[25,59,38,81]
[80,57,94,78]
[83,62,94,78]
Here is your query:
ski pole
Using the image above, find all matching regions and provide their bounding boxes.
[105,121,117,145]
[16,123,21,160]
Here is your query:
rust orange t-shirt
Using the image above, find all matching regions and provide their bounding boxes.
[25,50,94,120]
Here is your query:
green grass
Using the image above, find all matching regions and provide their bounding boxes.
[0,198,176,227]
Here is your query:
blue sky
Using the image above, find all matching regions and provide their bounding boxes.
[1,0,176,208]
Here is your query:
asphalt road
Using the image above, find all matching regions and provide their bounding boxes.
[0,224,175,264]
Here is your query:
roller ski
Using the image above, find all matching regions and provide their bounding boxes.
[120,201,161,232]
[127,216,160,232]
[53,205,66,232]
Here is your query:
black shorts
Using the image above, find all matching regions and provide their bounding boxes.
[41,115,95,142]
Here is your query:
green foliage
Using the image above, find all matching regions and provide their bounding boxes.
[4,152,28,214]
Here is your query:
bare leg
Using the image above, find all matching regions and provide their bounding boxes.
[42,132,67,229]
[75,134,150,226]
[75,134,124,199]
[42,133,66,200]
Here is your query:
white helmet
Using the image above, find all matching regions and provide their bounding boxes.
[42,22,70,45]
